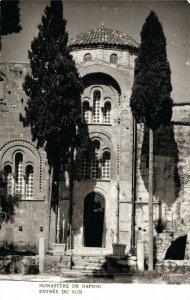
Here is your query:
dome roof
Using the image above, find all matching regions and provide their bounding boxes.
[69,27,139,52]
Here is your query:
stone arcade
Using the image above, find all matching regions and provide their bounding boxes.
[0,27,190,269]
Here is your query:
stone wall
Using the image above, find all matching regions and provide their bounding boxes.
[135,105,190,260]
[70,47,136,254]
[44,255,71,273]
[0,255,38,274]
[0,63,51,249]
[71,48,135,69]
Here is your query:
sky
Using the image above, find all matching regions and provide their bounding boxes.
[1,0,190,103]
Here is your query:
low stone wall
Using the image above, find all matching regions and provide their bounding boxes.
[0,255,38,274]
[156,260,190,273]
[44,255,71,273]
[156,232,174,262]
[107,255,137,273]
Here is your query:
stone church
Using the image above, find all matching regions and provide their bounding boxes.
[1,27,190,264]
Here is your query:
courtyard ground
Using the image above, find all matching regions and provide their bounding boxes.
[1,270,190,284]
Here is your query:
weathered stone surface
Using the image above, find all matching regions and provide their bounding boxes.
[0,255,38,274]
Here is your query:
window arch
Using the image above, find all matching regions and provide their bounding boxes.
[25,165,34,200]
[102,150,111,180]
[82,101,90,124]
[3,151,35,200]
[80,139,111,181]
[15,152,24,196]
[110,53,118,64]
[92,90,101,124]
[103,101,111,124]
[4,164,14,195]
[84,53,92,62]
[0,79,3,105]
[91,139,101,179]
[81,151,90,179]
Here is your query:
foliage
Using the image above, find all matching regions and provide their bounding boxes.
[130,11,173,129]
[0,171,21,224]
[0,0,22,36]
[23,0,83,167]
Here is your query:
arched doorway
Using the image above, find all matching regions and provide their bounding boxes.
[83,192,105,247]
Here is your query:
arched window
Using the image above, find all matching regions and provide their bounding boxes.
[2,146,37,200]
[0,79,3,105]
[82,101,90,124]
[15,153,24,196]
[91,140,101,179]
[81,139,111,181]
[25,165,34,200]
[84,53,92,62]
[102,151,111,180]
[110,53,118,64]
[81,151,90,179]
[4,165,14,195]
[103,101,111,124]
[92,90,101,124]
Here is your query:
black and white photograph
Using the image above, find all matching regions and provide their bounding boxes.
[0,0,190,299]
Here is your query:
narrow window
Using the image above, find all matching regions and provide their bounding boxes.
[82,101,90,124]
[110,53,118,64]
[103,101,111,124]
[81,151,90,179]
[4,165,14,195]
[84,53,92,62]
[102,151,111,180]
[25,165,34,200]
[0,80,3,105]
[91,140,101,179]
[15,153,24,196]
[92,90,101,124]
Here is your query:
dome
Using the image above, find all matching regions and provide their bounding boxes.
[69,27,139,52]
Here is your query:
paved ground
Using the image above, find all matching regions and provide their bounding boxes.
[1,271,190,284]
[0,270,85,282]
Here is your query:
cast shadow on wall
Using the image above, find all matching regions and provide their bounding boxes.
[140,123,181,210]
[70,124,100,238]
[51,121,99,245]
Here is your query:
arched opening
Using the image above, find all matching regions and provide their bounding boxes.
[25,165,34,199]
[15,152,24,196]
[164,235,187,260]
[110,53,118,64]
[81,150,90,179]
[91,139,101,179]
[84,53,92,62]
[82,101,90,123]
[83,192,105,247]
[82,72,121,96]
[103,101,111,124]
[4,164,13,195]
[92,90,101,124]
[102,150,111,180]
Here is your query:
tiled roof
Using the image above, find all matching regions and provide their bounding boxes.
[69,27,139,52]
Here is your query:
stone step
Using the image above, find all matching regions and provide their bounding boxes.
[71,255,107,272]
[72,258,107,264]
[72,255,106,258]
[80,270,108,275]
[72,265,106,271]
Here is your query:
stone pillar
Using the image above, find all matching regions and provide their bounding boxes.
[39,237,46,273]
[137,240,145,271]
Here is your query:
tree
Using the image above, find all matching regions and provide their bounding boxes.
[130,11,173,271]
[0,171,21,224]
[23,0,83,247]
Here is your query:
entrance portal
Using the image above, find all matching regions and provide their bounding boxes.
[83,192,105,247]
